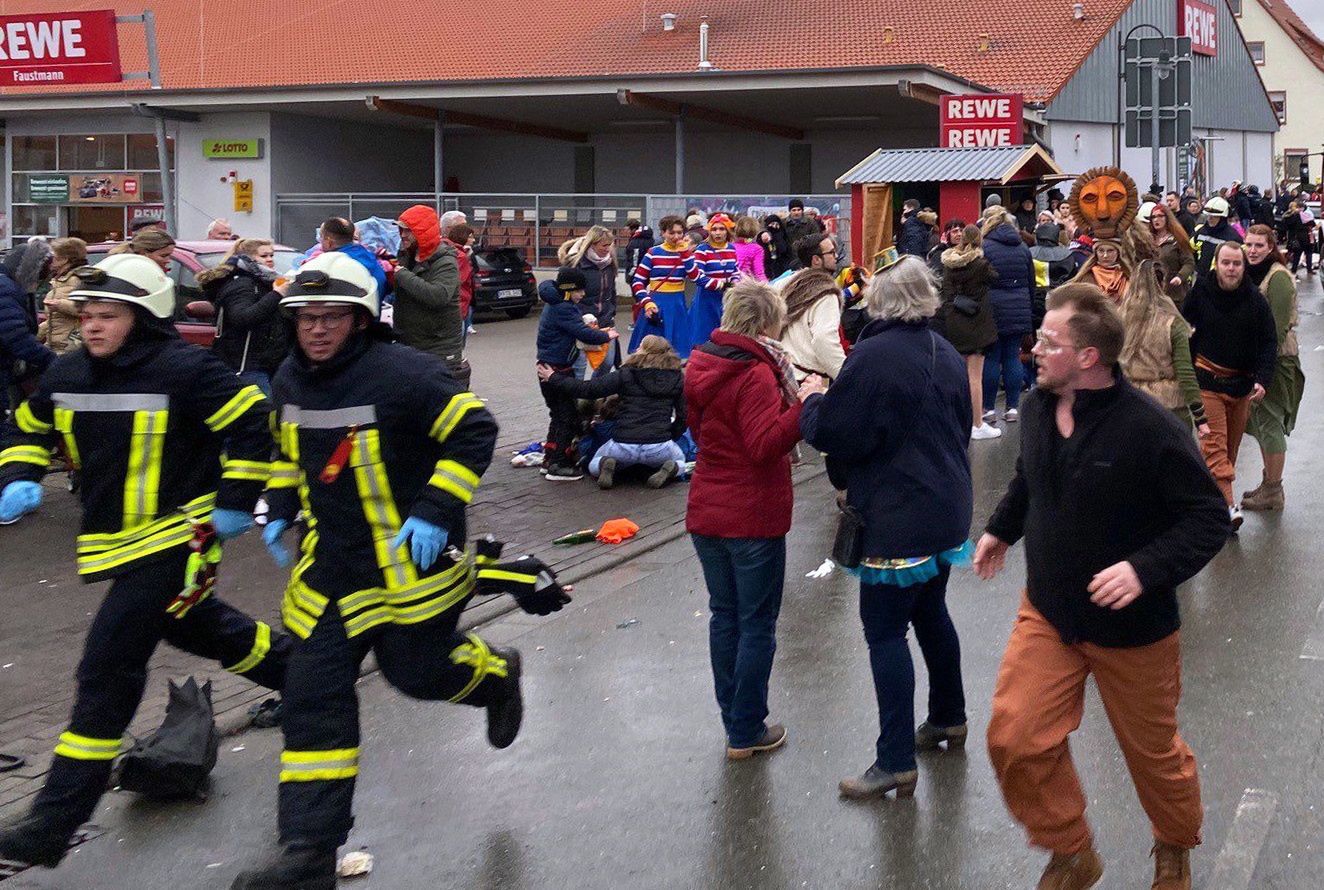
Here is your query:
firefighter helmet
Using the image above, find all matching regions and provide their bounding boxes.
[67,253,175,319]
[279,251,379,317]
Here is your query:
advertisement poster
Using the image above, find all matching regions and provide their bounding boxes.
[69,173,140,203]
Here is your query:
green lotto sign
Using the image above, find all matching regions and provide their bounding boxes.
[203,139,262,159]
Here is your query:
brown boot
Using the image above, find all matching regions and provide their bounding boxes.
[1151,842,1191,890]
[1241,480,1284,511]
[1240,474,1266,503]
[1036,849,1103,890]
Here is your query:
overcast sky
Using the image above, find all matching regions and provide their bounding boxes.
[1285,0,1324,38]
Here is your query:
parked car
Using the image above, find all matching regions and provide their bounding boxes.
[84,240,300,346]
[472,247,537,319]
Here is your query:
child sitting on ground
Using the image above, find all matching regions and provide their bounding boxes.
[537,335,687,490]
[536,268,619,481]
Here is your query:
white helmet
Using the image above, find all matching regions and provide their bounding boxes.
[68,253,174,319]
[1203,196,1230,217]
[1137,201,1156,223]
[279,251,379,317]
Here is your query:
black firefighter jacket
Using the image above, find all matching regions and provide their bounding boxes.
[0,330,272,582]
[268,334,498,640]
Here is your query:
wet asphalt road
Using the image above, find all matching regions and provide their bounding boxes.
[6,278,1324,889]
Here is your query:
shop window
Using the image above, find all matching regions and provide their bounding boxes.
[12,205,59,238]
[127,133,175,170]
[139,172,164,203]
[12,136,56,171]
[1248,42,1266,65]
[58,135,126,172]
[1269,91,1287,125]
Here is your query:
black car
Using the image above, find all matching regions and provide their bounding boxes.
[473,247,537,319]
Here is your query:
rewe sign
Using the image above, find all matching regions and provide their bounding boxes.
[1178,0,1217,57]
[0,10,121,86]
[939,94,1024,148]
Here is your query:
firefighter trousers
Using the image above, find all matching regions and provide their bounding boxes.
[29,549,290,834]
[278,597,511,848]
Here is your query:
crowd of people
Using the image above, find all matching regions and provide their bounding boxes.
[0,169,1311,889]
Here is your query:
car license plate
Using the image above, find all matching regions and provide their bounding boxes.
[498,288,522,298]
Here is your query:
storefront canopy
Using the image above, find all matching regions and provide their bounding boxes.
[836,144,1065,187]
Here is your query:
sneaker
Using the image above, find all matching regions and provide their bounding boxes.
[982,409,997,423]
[1229,504,1244,533]
[544,465,584,482]
[726,724,787,761]
[646,460,679,489]
[971,424,1002,440]
[1036,849,1103,890]
[1004,408,1019,422]
[597,458,617,490]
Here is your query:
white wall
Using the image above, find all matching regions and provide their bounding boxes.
[175,112,272,240]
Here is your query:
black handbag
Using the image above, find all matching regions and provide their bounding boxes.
[952,294,980,317]
[832,503,865,569]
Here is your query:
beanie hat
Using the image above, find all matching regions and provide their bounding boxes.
[985,193,1002,209]
[706,212,735,232]
[556,267,588,295]
[788,198,805,211]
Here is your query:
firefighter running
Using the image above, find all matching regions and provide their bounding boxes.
[0,254,291,867]
[232,252,569,890]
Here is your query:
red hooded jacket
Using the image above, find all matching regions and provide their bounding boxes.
[445,238,475,318]
[398,205,442,262]
[684,330,804,538]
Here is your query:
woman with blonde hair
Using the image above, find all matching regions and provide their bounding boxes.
[801,254,974,799]
[565,224,620,331]
[196,237,286,392]
[41,237,88,354]
[109,229,175,272]
[536,333,686,488]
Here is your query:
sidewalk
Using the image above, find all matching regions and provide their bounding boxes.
[0,313,822,820]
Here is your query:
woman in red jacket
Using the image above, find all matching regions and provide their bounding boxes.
[685,280,826,760]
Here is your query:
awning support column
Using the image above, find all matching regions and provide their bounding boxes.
[674,105,686,194]
[434,111,445,212]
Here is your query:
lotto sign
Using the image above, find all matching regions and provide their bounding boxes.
[1179,0,1217,57]
[0,10,121,85]
[939,94,1024,148]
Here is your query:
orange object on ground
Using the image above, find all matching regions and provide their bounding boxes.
[596,518,640,544]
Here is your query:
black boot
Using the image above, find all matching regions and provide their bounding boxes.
[230,846,337,890]
[486,648,523,749]
[0,814,75,868]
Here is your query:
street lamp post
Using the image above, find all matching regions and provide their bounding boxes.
[1116,22,1170,190]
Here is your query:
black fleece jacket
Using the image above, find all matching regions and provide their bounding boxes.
[986,370,1229,647]
[1181,274,1277,397]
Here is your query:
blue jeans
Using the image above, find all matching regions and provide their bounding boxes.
[859,565,966,773]
[691,535,785,748]
[588,439,686,476]
[983,332,1025,413]
[238,370,272,397]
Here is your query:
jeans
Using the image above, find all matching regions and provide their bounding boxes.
[859,565,966,773]
[983,332,1025,413]
[691,534,786,748]
[237,370,272,397]
[588,439,686,476]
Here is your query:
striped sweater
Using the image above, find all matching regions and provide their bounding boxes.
[631,243,693,304]
[689,242,741,291]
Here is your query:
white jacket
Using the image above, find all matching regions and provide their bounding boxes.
[781,293,846,382]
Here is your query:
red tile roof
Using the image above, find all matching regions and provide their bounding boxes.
[1255,0,1324,72]
[0,0,1133,103]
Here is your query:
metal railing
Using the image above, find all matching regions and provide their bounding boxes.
[274,192,852,265]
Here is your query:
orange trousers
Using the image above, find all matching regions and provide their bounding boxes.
[1198,389,1252,505]
[986,597,1202,855]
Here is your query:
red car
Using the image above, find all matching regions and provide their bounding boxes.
[85,240,301,346]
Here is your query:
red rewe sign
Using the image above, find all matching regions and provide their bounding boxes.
[0,10,121,86]
[939,94,1024,148]
[1179,0,1218,57]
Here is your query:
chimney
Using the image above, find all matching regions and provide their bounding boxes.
[660,12,677,31]
[698,15,714,69]
[1072,2,1085,20]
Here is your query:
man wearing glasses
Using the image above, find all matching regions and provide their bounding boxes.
[975,283,1228,890]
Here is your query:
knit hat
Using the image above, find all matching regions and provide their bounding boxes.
[985,193,1002,209]
[556,267,587,295]
[706,212,735,232]
[788,198,805,211]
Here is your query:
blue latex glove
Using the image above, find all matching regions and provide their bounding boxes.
[392,517,447,571]
[212,507,255,541]
[263,519,292,568]
[0,481,42,523]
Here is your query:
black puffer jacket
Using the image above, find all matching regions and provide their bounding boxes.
[202,259,287,375]
[548,365,686,444]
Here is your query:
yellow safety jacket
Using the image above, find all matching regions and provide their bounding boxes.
[0,333,273,582]
[267,336,498,640]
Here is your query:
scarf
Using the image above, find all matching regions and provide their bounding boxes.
[755,335,801,402]
[586,247,614,269]
[1090,264,1127,302]
[1246,255,1274,288]
[235,253,279,284]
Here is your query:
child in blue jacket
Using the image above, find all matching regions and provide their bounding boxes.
[536,268,618,481]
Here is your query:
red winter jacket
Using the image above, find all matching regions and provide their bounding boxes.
[685,330,804,538]
[444,238,475,318]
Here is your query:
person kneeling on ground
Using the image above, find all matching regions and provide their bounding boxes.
[536,268,618,482]
[537,334,686,490]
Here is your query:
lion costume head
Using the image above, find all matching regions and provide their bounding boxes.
[1068,166,1140,240]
